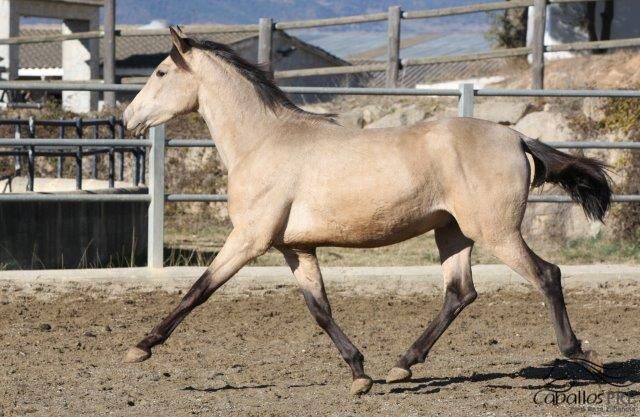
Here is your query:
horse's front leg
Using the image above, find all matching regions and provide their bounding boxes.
[123,228,270,363]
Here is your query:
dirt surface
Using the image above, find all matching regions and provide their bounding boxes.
[0,278,639,416]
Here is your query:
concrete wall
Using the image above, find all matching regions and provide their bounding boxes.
[0,191,148,269]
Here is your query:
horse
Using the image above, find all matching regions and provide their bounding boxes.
[122,27,611,395]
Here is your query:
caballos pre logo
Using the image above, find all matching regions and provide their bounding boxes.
[532,358,638,413]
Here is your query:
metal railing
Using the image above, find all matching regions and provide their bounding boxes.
[0,83,639,268]
[0,116,145,191]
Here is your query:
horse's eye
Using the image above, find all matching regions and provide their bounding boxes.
[156,70,166,78]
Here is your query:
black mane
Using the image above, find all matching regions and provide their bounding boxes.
[174,37,335,123]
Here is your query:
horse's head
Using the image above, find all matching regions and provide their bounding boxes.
[124,27,199,135]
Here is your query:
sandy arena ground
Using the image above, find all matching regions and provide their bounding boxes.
[0,268,639,416]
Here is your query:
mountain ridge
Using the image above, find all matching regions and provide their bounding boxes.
[113,0,493,27]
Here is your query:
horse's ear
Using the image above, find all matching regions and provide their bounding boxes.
[170,26,190,54]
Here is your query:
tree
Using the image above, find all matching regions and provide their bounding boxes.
[486,0,528,49]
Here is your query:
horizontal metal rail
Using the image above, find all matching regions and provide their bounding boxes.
[0,194,151,203]
[546,141,640,149]
[0,139,151,147]
[0,81,141,92]
[476,89,640,98]
[529,195,640,203]
[166,140,216,148]
[164,194,640,203]
[282,86,461,96]
[0,118,119,127]
[3,82,640,100]
[166,138,638,150]
[165,194,228,202]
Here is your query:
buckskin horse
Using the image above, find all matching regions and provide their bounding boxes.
[122,27,610,395]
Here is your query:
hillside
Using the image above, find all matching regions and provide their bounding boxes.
[112,0,493,29]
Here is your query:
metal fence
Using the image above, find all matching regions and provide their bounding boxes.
[0,116,146,191]
[0,82,639,268]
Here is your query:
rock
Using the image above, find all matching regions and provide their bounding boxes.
[514,111,575,141]
[521,201,602,241]
[299,104,330,115]
[365,105,426,129]
[39,323,52,332]
[361,105,384,125]
[337,109,364,128]
[83,331,97,338]
[582,97,607,122]
[474,101,528,125]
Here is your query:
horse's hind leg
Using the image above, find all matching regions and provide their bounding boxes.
[280,247,373,396]
[387,219,477,383]
[487,233,602,371]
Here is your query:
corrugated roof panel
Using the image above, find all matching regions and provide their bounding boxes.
[18,25,257,69]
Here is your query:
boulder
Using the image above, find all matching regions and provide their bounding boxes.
[474,101,528,125]
[360,105,384,125]
[299,104,330,115]
[365,105,426,129]
[514,111,575,141]
[582,97,607,122]
[522,200,602,240]
[337,109,365,128]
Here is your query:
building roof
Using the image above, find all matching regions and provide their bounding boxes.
[19,25,257,69]
[353,59,506,88]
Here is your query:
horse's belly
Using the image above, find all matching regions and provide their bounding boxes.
[282,198,450,248]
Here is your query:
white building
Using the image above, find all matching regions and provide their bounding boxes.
[0,0,101,111]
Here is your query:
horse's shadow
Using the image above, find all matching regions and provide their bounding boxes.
[182,383,275,393]
[386,358,640,395]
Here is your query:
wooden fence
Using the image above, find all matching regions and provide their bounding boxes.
[1,0,637,106]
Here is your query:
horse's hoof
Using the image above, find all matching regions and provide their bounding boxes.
[569,349,603,373]
[350,377,373,396]
[123,346,151,363]
[386,367,411,383]
[581,350,603,371]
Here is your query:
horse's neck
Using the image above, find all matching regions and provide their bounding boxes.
[197,89,262,170]
[198,67,314,172]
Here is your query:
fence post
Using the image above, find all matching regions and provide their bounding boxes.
[386,6,401,88]
[458,83,474,117]
[103,0,117,108]
[531,0,547,89]
[258,17,273,73]
[147,124,165,269]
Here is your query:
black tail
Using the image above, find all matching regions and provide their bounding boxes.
[521,138,612,222]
